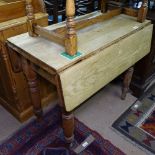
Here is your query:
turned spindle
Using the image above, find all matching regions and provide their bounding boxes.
[21,57,43,120]
[65,0,77,56]
[137,0,148,23]
[26,0,37,37]
[101,0,108,13]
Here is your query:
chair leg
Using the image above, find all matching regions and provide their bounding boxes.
[121,67,134,100]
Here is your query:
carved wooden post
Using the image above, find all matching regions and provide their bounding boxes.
[121,67,134,100]
[21,57,42,119]
[137,0,148,23]
[25,0,37,37]
[101,0,108,13]
[65,0,77,56]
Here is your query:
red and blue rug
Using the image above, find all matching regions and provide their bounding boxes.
[141,109,155,138]
[113,87,155,154]
[0,105,125,155]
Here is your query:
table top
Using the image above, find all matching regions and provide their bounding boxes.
[7,13,151,74]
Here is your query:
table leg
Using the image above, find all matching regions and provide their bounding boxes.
[21,57,42,119]
[55,75,75,145]
[62,111,74,144]
[121,67,134,100]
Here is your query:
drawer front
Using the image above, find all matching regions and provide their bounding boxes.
[60,24,153,112]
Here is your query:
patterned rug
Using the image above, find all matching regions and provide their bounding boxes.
[113,87,155,154]
[141,109,155,138]
[0,105,125,155]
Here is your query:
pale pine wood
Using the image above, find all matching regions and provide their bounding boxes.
[34,25,65,46]
[66,0,75,17]
[26,0,37,37]
[65,0,77,56]
[60,24,153,111]
[7,15,151,74]
[54,9,121,36]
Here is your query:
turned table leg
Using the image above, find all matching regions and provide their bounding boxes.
[62,111,75,144]
[55,75,75,145]
[121,67,134,100]
[21,57,42,119]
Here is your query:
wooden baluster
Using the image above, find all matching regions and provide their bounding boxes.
[137,0,148,23]
[101,0,108,13]
[25,0,37,37]
[65,0,77,56]
[21,57,42,119]
[121,67,134,100]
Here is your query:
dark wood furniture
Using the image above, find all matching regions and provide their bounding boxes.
[76,0,99,15]
[7,0,152,146]
[44,0,66,24]
[130,10,155,97]
[0,0,57,122]
[44,0,100,24]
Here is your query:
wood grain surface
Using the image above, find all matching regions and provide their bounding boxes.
[0,0,45,23]
[7,14,153,112]
[8,14,151,74]
[60,24,152,111]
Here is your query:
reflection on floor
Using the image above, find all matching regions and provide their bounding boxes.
[0,83,152,155]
